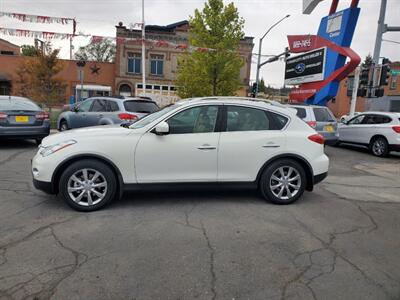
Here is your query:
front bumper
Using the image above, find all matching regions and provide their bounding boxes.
[33,178,55,194]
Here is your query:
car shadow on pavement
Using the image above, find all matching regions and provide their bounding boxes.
[114,189,264,209]
[334,143,400,159]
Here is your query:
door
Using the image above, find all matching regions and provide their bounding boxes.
[87,99,109,126]
[135,105,221,183]
[69,98,94,128]
[339,114,375,143]
[218,105,288,182]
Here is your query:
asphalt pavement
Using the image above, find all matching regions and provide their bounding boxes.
[0,140,399,300]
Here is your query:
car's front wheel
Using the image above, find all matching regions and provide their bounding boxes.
[59,120,69,131]
[59,159,117,211]
[259,159,306,205]
[370,137,389,157]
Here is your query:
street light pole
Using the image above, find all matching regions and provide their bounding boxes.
[141,0,146,96]
[255,14,290,97]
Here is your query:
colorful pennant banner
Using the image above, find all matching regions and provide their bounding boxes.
[0,11,73,25]
[0,27,79,40]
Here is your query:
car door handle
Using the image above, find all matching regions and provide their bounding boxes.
[197,144,216,150]
[98,114,103,118]
[262,144,280,148]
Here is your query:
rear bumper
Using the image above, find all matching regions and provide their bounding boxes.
[320,131,339,144]
[33,178,55,194]
[0,123,50,139]
[314,172,328,185]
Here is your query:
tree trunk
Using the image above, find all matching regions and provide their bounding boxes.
[212,67,217,96]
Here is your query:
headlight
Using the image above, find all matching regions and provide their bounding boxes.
[39,140,77,157]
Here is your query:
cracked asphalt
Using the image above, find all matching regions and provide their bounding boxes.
[0,140,399,300]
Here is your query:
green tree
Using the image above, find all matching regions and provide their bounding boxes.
[259,78,266,93]
[16,43,66,107]
[75,39,116,62]
[362,54,373,68]
[176,0,245,98]
[21,44,38,56]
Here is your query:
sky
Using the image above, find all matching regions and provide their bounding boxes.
[0,0,399,88]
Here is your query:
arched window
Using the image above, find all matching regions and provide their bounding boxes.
[119,84,132,97]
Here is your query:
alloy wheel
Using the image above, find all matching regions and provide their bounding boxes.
[67,168,108,206]
[269,166,301,200]
[372,139,385,156]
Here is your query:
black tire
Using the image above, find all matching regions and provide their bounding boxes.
[259,159,306,205]
[369,137,389,157]
[59,120,69,131]
[59,159,117,212]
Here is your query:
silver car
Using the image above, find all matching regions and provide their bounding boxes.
[57,97,159,131]
[287,104,339,145]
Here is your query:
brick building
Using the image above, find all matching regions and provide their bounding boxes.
[328,62,400,117]
[114,20,254,105]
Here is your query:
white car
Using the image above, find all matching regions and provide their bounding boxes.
[32,97,329,211]
[337,111,400,157]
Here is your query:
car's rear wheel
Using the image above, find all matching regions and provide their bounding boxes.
[60,120,69,131]
[260,159,306,205]
[370,137,389,157]
[59,159,117,211]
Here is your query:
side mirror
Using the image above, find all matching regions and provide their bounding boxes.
[72,105,79,112]
[154,121,169,135]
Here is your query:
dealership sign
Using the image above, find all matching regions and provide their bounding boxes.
[285,48,326,85]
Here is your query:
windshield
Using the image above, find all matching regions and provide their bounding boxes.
[130,104,178,129]
[0,98,41,111]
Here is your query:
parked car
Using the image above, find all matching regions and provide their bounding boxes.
[57,96,159,131]
[32,97,329,211]
[339,112,360,123]
[337,111,400,157]
[0,96,50,145]
[287,104,339,145]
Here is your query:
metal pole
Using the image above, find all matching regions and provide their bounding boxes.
[254,15,290,98]
[80,69,84,102]
[372,0,387,66]
[70,37,73,60]
[141,0,146,96]
[349,67,360,118]
[255,39,263,97]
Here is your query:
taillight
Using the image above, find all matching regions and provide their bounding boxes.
[35,112,49,120]
[308,134,325,145]
[0,112,7,119]
[118,113,138,121]
[392,126,400,133]
[306,121,317,128]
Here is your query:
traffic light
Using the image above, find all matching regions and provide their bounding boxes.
[359,67,370,87]
[251,83,258,98]
[379,58,391,86]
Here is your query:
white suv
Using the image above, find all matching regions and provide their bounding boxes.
[32,97,329,211]
[337,111,400,157]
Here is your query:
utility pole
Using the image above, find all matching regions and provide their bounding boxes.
[349,67,360,118]
[255,15,290,97]
[141,0,146,96]
[372,0,399,87]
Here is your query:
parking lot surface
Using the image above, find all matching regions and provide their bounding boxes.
[0,140,399,300]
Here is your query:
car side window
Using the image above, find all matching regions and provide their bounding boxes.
[361,115,376,124]
[227,106,270,131]
[77,99,94,112]
[91,100,108,112]
[373,115,392,124]
[108,100,120,112]
[348,115,365,125]
[167,106,218,134]
[293,107,306,119]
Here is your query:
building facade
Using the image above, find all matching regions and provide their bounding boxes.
[114,21,254,105]
[328,62,400,117]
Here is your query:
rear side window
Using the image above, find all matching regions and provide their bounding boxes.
[227,106,270,131]
[373,115,392,124]
[267,112,289,130]
[108,101,120,112]
[124,101,158,113]
[0,98,40,111]
[313,107,335,122]
[293,107,307,119]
